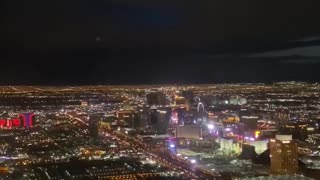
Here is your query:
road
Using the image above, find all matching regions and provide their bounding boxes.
[66,112,89,126]
[110,131,223,179]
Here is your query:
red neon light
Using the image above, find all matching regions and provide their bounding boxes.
[0,113,34,128]
[12,119,20,126]
[30,114,34,127]
[20,114,27,127]
[8,120,12,129]
[0,120,5,127]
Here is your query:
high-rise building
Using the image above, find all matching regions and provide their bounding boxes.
[148,106,158,128]
[182,91,194,111]
[240,116,259,131]
[170,108,187,127]
[146,92,167,106]
[117,110,135,127]
[275,108,290,124]
[89,115,101,139]
[270,135,298,175]
[174,96,186,106]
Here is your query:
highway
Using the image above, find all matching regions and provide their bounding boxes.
[66,112,89,126]
[111,131,224,180]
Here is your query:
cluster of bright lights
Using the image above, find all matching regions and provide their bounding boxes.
[244,137,255,141]
[207,124,214,130]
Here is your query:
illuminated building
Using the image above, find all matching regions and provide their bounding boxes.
[174,96,185,106]
[19,113,35,128]
[279,122,309,140]
[270,135,298,175]
[182,90,194,111]
[146,92,166,106]
[218,138,241,154]
[176,125,202,139]
[99,115,118,129]
[170,108,186,126]
[0,113,34,128]
[275,108,290,124]
[223,116,240,123]
[247,140,268,154]
[146,107,170,132]
[0,166,9,173]
[117,110,135,127]
[229,96,247,105]
[147,106,158,130]
[89,115,100,138]
[170,110,179,126]
[240,116,259,131]
[81,101,88,107]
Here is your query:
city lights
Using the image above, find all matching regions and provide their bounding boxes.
[0,83,316,179]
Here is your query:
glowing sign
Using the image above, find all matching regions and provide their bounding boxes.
[0,113,34,128]
[0,120,6,127]
[12,119,20,126]
[282,140,291,144]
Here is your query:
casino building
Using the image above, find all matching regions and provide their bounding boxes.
[0,113,35,128]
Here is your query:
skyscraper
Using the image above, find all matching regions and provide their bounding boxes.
[270,135,298,175]
[275,108,290,124]
[182,90,193,111]
[146,92,167,106]
[117,110,135,128]
[148,106,158,129]
[89,115,100,139]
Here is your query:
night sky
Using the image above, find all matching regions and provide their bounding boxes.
[3,1,320,85]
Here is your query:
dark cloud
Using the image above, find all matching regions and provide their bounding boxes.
[3,1,320,51]
[2,1,320,84]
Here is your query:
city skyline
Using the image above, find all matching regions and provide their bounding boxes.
[0,83,317,179]
[3,1,320,179]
